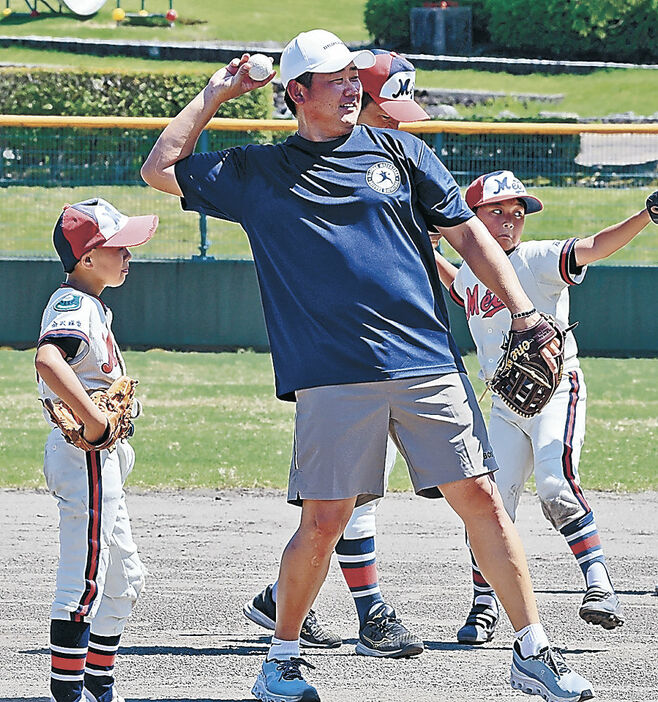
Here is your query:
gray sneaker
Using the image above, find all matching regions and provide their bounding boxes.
[300,608,342,649]
[243,584,342,648]
[457,600,499,644]
[511,642,595,702]
[579,586,624,630]
[355,603,424,658]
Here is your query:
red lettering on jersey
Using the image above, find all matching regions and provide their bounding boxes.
[465,284,506,320]
[101,331,119,374]
[465,285,480,321]
[481,289,506,318]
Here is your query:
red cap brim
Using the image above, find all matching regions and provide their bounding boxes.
[378,99,429,122]
[98,214,158,248]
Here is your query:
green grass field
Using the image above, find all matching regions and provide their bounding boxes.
[2,185,656,264]
[414,68,658,120]
[2,349,656,492]
[0,0,369,43]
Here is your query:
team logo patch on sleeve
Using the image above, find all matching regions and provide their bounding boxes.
[54,293,82,312]
[366,162,401,194]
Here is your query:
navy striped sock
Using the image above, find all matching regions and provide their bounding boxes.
[468,547,497,607]
[561,511,611,588]
[335,535,383,627]
[50,619,89,702]
[84,632,121,702]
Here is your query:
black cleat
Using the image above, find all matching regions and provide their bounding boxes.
[457,600,499,644]
[579,586,624,630]
[244,584,342,648]
[355,603,424,658]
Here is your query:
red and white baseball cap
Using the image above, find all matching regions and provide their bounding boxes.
[54,198,158,272]
[359,50,429,122]
[280,29,375,88]
[465,170,543,214]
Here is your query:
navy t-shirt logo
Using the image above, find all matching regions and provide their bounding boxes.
[366,162,401,194]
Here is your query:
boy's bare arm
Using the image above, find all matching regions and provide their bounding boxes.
[574,207,652,267]
[35,344,108,443]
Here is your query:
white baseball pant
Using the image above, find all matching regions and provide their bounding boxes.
[342,436,397,540]
[44,432,145,636]
[489,367,589,531]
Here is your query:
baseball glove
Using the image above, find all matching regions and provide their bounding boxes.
[488,314,568,418]
[43,375,138,451]
[647,190,658,224]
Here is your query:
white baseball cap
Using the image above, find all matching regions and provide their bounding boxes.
[280,29,375,88]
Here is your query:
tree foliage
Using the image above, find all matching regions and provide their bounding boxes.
[479,0,657,61]
[364,0,658,61]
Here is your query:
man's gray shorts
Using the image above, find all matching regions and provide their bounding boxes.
[287,372,498,507]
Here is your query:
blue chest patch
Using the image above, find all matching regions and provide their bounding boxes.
[54,293,82,312]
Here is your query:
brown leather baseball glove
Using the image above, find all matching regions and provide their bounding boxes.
[488,314,569,418]
[43,375,138,451]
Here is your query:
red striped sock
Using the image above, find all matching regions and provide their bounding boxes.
[84,632,121,702]
[50,619,89,702]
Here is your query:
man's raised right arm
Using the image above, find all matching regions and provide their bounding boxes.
[141,54,275,196]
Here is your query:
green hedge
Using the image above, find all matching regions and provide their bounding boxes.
[364,0,658,61]
[423,132,581,186]
[0,68,271,119]
[0,69,272,188]
[486,0,658,62]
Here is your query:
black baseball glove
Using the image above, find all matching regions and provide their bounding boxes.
[489,313,569,418]
[647,190,658,224]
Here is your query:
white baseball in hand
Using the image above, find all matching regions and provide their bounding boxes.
[248,54,274,81]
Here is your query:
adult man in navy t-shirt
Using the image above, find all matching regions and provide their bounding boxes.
[142,29,594,702]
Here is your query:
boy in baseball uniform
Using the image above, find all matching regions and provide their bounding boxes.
[434,171,657,644]
[35,198,157,702]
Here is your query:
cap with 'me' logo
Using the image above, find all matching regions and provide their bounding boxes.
[359,49,429,122]
[465,170,543,214]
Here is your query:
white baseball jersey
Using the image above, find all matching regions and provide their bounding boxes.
[37,284,126,412]
[450,237,591,528]
[450,238,587,382]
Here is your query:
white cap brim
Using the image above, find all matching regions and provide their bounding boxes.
[310,48,375,73]
[99,214,159,248]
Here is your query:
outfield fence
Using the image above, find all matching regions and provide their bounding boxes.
[1,116,657,262]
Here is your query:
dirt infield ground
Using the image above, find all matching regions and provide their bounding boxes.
[1,489,656,702]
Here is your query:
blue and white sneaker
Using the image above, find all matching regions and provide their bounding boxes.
[511,642,595,702]
[251,657,320,702]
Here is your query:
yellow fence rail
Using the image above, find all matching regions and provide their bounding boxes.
[1,114,658,135]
